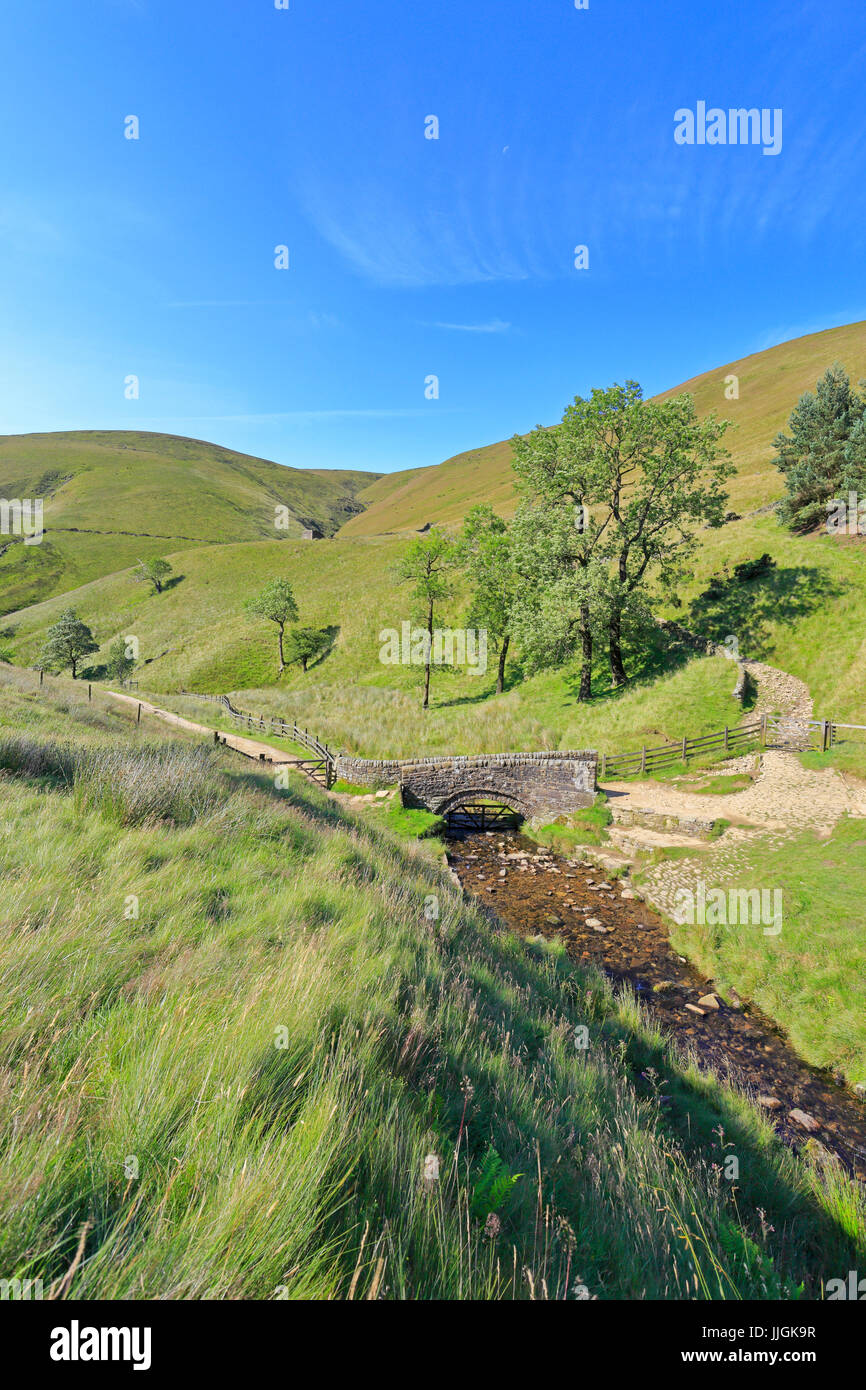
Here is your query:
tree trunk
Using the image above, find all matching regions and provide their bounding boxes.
[301,656,308,672]
[578,605,592,701]
[277,622,286,674]
[70,657,77,679]
[422,598,434,709]
[608,607,628,687]
[496,634,510,695]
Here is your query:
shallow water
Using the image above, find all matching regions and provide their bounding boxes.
[446,826,866,1180]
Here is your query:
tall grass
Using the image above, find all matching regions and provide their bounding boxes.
[1,687,864,1299]
[0,730,222,826]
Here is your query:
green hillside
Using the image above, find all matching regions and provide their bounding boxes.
[0,430,379,613]
[7,321,866,746]
[2,530,749,754]
[340,319,866,536]
[1,667,862,1299]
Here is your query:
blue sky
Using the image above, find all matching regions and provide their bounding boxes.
[2,0,865,475]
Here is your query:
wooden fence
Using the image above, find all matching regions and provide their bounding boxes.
[600,712,837,779]
[182,689,858,791]
[181,691,338,787]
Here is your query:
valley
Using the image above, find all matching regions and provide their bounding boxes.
[4,320,866,1305]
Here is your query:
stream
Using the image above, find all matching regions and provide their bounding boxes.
[445,825,866,1181]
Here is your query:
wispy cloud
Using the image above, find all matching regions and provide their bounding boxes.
[427,319,511,334]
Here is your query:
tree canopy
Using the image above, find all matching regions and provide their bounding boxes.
[246,578,300,675]
[39,609,99,679]
[133,557,173,594]
[774,363,866,532]
[511,382,732,697]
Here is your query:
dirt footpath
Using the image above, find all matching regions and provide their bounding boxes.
[106,690,295,765]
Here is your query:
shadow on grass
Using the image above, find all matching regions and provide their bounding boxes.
[688,561,843,660]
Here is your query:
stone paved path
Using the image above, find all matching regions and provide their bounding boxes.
[604,748,866,834]
[600,659,866,921]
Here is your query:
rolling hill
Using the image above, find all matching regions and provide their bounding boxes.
[6,320,866,738]
[0,430,380,613]
[340,319,866,536]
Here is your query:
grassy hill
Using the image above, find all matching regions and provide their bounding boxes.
[1,665,862,1299]
[341,319,866,536]
[0,430,379,613]
[6,320,866,744]
[2,530,748,755]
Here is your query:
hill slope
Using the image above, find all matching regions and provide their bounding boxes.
[1,667,862,1299]
[340,319,866,536]
[0,430,379,612]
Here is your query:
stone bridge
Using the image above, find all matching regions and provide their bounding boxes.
[334,750,598,822]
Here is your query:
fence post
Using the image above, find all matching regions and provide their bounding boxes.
[88,683,92,702]
[821,719,829,752]
[682,735,688,763]
[137,702,142,724]
[600,752,606,778]
[760,713,767,746]
[724,725,729,752]
[39,669,44,687]
[640,746,646,775]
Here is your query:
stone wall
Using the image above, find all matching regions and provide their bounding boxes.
[334,756,405,788]
[335,750,598,820]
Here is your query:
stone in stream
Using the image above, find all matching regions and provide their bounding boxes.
[698,993,721,1010]
[544,914,564,927]
[620,888,638,899]
[855,1083,866,1101]
[652,980,678,993]
[685,1003,707,1017]
[585,917,603,928]
[758,1096,782,1110]
[789,1108,821,1133]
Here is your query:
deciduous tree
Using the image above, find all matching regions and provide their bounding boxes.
[393,530,458,709]
[39,609,98,679]
[246,578,299,675]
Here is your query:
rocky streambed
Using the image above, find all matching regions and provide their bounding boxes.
[445,826,866,1180]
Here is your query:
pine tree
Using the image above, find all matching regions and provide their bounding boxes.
[774,363,866,532]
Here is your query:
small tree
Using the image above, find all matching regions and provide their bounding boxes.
[460,505,518,695]
[284,627,329,673]
[133,557,173,594]
[392,530,458,709]
[246,578,299,675]
[39,609,98,679]
[105,637,136,683]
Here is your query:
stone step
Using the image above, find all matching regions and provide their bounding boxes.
[608,824,715,857]
[610,805,717,838]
